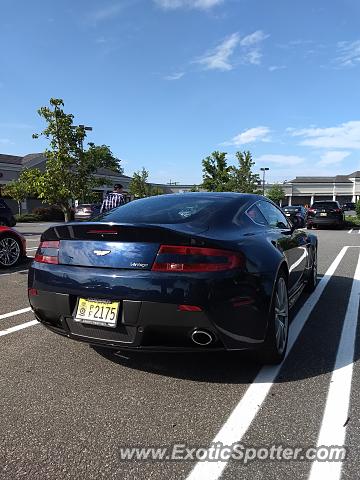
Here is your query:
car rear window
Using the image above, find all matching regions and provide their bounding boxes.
[95,195,236,225]
[311,202,338,209]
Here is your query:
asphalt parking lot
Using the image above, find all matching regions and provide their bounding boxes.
[1,223,360,479]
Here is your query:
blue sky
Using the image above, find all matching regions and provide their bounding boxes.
[1,0,360,184]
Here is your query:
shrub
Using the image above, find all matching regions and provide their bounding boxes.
[15,213,41,223]
[32,206,65,221]
[356,201,360,220]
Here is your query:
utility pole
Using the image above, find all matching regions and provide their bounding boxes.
[260,167,269,196]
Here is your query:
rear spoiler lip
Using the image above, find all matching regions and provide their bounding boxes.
[41,222,210,242]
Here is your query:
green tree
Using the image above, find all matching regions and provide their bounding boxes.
[12,98,121,221]
[129,168,151,198]
[266,183,285,205]
[190,185,200,192]
[3,179,31,215]
[228,151,261,193]
[149,186,164,196]
[356,200,360,220]
[201,151,231,192]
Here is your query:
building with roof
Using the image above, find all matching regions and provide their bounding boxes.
[0,153,197,213]
[1,152,359,213]
[275,172,360,206]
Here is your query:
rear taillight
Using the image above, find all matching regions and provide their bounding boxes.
[308,208,315,213]
[34,240,60,264]
[178,305,202,312]
[152,245,244,272]
[334,208,341,213]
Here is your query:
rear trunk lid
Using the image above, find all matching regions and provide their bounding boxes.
[41,222,208,270]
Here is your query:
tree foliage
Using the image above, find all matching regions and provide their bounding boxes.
[11,98,122,221]
[201,151,231,192]
[228,151,261,193]
[129,168,164,198]
[356,200,360,220]
[129,168,151,198]
[3,178,32,214]
[266,183,286,205]
[201,150,260,194]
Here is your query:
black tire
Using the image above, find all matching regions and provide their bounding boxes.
[0,235,22,268]
[258,273,289,364]
[305,247,317,293]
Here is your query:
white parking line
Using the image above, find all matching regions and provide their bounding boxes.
[0,320,39,337]
[0,270,28,277]
[348,229,353,234]
[186,246,350,480]
[308,253,360,480]
[0,307,31,320]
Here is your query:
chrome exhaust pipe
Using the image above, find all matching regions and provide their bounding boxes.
[191,329,214,346]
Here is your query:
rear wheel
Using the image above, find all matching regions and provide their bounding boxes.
[0,236,22,268]
[259,274,289,364]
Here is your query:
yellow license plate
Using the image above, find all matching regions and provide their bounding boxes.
[75,298,120,327]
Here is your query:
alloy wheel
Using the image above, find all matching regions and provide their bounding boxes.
[274,277,289,354]
[0,237,21,267]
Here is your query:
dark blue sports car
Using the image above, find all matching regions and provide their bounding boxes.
[28,193,318,364]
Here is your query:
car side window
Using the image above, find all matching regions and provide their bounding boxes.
[245,204,268,226]
[257,201,289,229]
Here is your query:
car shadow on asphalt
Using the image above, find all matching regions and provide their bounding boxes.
[0,257,32,275]
[93,272,360,385]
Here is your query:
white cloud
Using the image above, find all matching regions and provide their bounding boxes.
[318,151,350,166]
[243,49,262,65]
[268,65,286,72]
[154,0,224,10]
[195,30,269,71]
[291,121,360,149]
[164,72,185,80]
[86,4,124,24]
[239,30,269,47]
[336,40,360,67]
[224,126,271,146]
[0,138,11,145]
[95,36,107,44]
[240,30,269,66]
[196,32,240,71]
[257,154,305,166]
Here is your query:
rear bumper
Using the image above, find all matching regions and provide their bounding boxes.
[28,263,272,352]
[307,217,343,226]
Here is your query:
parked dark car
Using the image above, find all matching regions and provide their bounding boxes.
[282,205,307,228]
[74,203,101,221]
[0,226,26,268]
[0,199,16,227]
[341,202,356,212]
[307,200,345,229]
[28,193,318,364]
